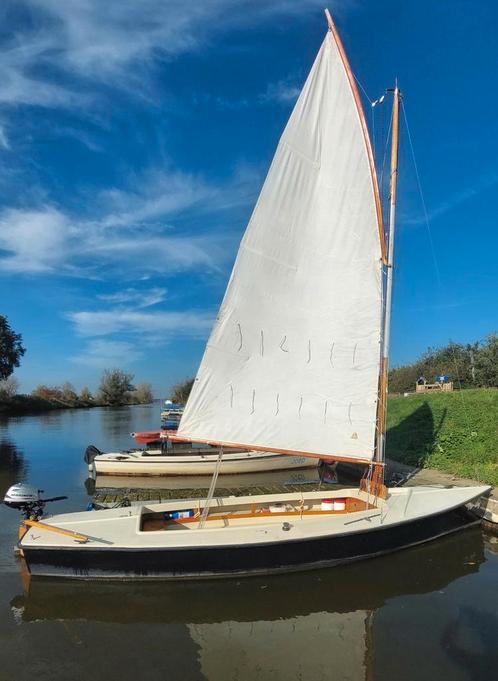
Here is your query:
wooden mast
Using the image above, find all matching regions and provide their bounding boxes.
[376,84,401,478]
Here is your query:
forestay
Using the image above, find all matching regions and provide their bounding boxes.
[178,27,384,460]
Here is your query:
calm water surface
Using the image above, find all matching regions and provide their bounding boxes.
[1,405,497,681]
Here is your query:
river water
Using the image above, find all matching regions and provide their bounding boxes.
[0,405,497,681]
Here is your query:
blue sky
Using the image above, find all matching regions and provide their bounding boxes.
[0,0,497,395]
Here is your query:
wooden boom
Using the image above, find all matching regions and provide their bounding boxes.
[21,519,90,543]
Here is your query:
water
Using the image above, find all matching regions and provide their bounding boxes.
[1,405,497,681]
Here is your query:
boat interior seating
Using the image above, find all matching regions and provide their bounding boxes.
[140,496,377,532]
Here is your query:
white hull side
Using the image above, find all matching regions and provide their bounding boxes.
[92,451,316,476]
[21,485,489,553]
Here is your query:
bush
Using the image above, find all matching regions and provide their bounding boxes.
[170,378,194,404]
[98,369,135,406]
[132,382,154,404]
[32,385,64,402]
[79,386,93,403]
[389,336,498,393]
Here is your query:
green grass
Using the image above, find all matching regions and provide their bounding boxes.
[386,388,498,486]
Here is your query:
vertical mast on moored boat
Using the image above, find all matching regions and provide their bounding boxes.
[377,84,401,470]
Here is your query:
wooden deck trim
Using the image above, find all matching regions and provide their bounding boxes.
[141,498,376,531]
[22,519,89,543]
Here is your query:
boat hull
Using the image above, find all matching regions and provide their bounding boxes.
[92,452,316,476]
[22,507,477,581]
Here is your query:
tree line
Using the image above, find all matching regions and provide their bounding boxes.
[2,312,497,407]
[32,370,153,406]
[389,334,498,394]
[0,316,154,409]
[166,335,498,402]
[0,369,153,408]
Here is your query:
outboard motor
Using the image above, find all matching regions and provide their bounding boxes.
[3,483,67,520]
[84,444,102,466]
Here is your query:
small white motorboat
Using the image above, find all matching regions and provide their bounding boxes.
[86,445,317,477]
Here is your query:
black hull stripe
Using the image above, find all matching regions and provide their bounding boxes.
[23,508,477,581]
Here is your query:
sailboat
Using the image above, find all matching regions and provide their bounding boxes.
[15,9,488,579]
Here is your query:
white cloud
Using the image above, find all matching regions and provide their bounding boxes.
[97,287,167,308]
[0,123,10,149]
[0,35,91,108]
[0,1,329,108]
[404,173,498,226]
[68,308,214,337]
[0,206,74,272]
[98,164,258,228]
[260,79,301,104]
[0,163,258,276]
[70,339,143,367]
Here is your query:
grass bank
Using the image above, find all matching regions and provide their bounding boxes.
[387,388,498,486]
[0,394,101,415]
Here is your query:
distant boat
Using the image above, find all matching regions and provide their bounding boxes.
[14,9,488,580]
[131,429,169,446]
[160,401,183,424]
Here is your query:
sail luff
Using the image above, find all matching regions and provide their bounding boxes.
[177,14,385,462]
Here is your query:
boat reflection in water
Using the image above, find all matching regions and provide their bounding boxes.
[89,466,324,492]
[12,528,485,681]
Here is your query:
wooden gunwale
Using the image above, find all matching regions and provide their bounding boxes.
[142,498,377,530]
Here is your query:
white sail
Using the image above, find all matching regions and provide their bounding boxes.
[178,26,384,461]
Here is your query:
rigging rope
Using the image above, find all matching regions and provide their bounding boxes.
[401,101,476,462]
[353,73,376,161]
[400,102,441,285]
[198,447,224,529]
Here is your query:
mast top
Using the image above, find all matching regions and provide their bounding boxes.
[324,8,335,31]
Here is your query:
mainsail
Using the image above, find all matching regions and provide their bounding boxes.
[178,19,384,461]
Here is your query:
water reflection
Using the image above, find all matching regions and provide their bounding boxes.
[0,406,496,681]
[13,527,485,623]
[8,529,484,680]
[99,404,136,440]
[0,439,28,497]
[92,466,322,492]
[441,606,498,681]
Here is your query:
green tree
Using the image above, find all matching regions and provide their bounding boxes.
[475,334,498,387]
[170,378,194,404]
[79,386,93,403]
[0,375,19,401]
[60,381,79,405]
[132,382,154,404]
[0,316,26,380]
[98,369,135,406]
[389,340,478,393]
